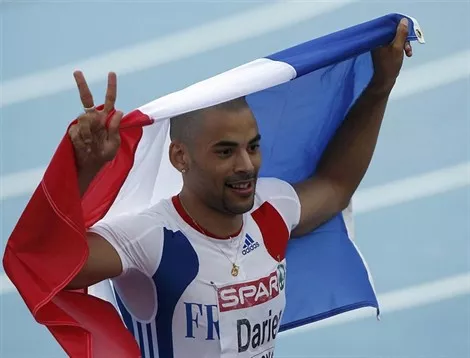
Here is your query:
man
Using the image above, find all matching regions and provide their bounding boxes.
[66,18,412,358]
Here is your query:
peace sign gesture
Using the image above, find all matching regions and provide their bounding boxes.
[68,71,123,173]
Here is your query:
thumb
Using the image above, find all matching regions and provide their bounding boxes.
[393,18,409,48]
[108,110,123,138]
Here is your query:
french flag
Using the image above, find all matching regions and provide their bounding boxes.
[2,13,424,358]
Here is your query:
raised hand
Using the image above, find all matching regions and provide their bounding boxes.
[68,71,123,174]
[370,17,413,92]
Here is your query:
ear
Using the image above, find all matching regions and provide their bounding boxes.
[169,141,189,173]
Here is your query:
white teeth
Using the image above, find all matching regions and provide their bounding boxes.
[231,183,250,189]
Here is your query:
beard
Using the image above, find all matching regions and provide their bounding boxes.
[187,157,259,216]
[221,176,258,214]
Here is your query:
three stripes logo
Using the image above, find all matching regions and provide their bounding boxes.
[242,234,259,256]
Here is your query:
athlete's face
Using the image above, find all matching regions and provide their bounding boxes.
[185,107,261,215]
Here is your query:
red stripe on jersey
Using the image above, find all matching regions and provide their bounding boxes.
[251,202,289,261]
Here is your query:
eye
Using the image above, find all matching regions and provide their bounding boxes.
[248,143,260,153]
[217,148,233,158]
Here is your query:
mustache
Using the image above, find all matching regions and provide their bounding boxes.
[225,172,257,184]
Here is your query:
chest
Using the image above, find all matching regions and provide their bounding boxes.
[113,214,290,357]
[154,220,286,298]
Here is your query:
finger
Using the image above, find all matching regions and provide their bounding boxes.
[392,18,409,50]
[107,110,123,138]
[77,114,93,146]
[68,123,90,153]
[103,72,117,113]
[405,41,413,57]
[68,123,80,143]
[73,71,95,109]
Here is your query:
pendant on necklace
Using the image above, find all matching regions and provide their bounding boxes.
[231,264,239,277]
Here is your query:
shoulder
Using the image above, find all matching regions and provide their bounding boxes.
[87,199,180,276]
[255,177,300,202]
[90,198,177,238]
[252,177,301,232]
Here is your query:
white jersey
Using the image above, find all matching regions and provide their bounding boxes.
[89,177,301,358]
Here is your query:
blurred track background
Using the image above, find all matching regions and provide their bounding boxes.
[1,1,469,357]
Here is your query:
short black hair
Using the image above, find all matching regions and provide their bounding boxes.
[169,96,249,144]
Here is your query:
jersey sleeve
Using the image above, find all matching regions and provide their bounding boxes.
[255,177,302,232]
[87,211,164,277]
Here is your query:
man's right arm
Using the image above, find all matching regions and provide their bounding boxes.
[65,71,161,290]
[64,71,126,290]
[66,123,125,290]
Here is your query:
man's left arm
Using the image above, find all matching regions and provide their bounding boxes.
[291,18,413,238]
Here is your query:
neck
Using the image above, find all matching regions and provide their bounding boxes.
[176,189,243,240]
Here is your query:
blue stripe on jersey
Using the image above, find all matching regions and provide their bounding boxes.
[146,323,155,358]
[115,290,135,337]
[153,229,199,358]
[137,322,145,355]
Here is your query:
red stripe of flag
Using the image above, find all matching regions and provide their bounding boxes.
[3,107,153,357]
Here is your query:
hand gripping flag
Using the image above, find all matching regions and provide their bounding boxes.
[3,13,424,358]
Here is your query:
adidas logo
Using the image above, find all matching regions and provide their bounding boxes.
[242,234,259,256]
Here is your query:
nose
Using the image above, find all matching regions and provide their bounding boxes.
[234,150,255,173]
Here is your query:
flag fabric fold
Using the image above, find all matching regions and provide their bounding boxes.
[3,13,424,357]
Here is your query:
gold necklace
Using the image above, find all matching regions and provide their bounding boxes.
[179,198,244,277]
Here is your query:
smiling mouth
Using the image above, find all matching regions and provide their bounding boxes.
[227,182,251,189]
[225,180,255,196]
